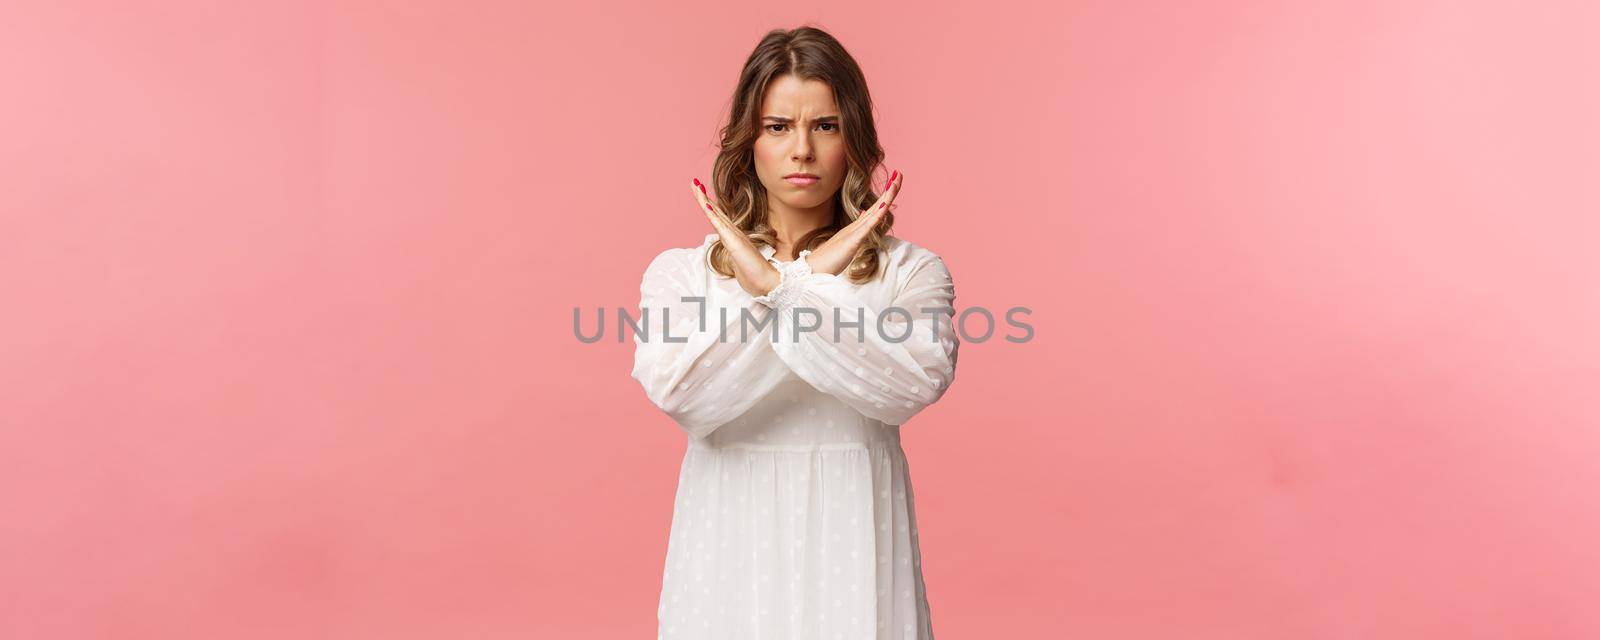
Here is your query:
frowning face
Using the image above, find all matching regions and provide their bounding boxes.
[752,74,849,212]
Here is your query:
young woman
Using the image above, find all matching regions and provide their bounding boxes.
[631,26,959,640]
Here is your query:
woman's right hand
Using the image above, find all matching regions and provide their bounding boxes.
[803,169,903,276]
[691,178,783,298]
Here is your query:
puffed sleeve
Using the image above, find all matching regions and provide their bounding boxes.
[630,247,793,439]
[752,250,959,425]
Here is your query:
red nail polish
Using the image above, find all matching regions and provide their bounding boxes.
[891,170,898,183]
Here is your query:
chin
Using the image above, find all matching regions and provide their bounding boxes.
[782,195,833,209]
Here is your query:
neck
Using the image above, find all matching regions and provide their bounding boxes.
[767,197,835,260]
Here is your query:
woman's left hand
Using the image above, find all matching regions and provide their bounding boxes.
[691,178,781,298]
[801,169,902,276]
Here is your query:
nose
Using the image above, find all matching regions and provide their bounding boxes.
[791,131,814,162]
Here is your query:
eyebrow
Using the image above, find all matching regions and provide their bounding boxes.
[761,115,840,123]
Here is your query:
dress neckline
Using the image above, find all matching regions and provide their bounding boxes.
[760,242,809,265]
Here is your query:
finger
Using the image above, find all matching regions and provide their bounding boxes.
[864,182,902,220]
[691,181,723,229]
[884,170,903,206]
[871,170,903,208]
[690,179,712,209]
[867,171,903,221]
[695,185,746,243]
[704,198,730,228]
[703,190,730,222]
[862,181,898,220]
[690,180,721,220]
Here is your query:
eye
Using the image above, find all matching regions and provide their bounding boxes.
[766,123,840,133]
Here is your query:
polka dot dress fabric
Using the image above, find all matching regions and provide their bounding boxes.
[632,233,959,639]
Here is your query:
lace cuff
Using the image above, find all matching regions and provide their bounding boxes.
[752,249,814,310]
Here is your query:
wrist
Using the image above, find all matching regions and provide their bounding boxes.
[751,255,814,309]
[759,265,783,297]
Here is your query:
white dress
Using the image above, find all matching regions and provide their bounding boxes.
[632,232,959,640]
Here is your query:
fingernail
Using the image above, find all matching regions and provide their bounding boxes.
[891,170,898,183]
[694,178,707,196]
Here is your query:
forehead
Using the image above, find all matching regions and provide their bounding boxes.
[760,75,838,113]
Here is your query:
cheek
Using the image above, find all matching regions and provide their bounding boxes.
[821,145,848,180]
[752,140,780,168]
[823,145,847,169]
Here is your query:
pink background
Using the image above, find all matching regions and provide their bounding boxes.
[4,1,1598,638]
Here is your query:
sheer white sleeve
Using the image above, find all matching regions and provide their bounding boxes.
[630,248,791,439]
[752,251,959,425]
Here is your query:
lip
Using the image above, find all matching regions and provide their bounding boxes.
[784,173,820,186]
